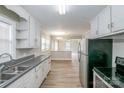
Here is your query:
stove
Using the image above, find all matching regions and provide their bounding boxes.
[115,56,124,76]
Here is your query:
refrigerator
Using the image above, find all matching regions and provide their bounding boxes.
[78,39,112,88]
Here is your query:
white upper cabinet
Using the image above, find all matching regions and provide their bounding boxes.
[90,16,98,38]
[111,5,124,32]
[29,16,36,48]
[16,16,36,49]
[5,5,29,20]
[90,5,124,38]
[35,21,41,48]
[7,5,41,49]
[98,6,111,35]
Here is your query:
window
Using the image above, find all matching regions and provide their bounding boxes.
[46,39,50,50]
[41,36,50,50]
[41,37,46,50]
[65,41,71,51]
[55,40,58,51]
[0,16,15,63]
[0,21,12,54]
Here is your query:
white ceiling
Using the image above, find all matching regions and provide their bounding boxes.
[22,5,106,36]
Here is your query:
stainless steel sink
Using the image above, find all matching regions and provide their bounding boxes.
[16,66,29,71]
[0,66,29,85]
[0,73,16,80]
[2,66,29,74]
[0,73,16,85]
[0,80,6,84]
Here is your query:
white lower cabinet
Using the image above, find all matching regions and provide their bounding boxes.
[42,60,49,79]
[48,58,51,73]
[35,63,44,87]
[7,69,36,88]
[6,57,51,88]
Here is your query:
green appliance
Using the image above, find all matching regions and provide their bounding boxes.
[78,39,112,88]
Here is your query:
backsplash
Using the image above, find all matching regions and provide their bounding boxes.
[16,48,41,58]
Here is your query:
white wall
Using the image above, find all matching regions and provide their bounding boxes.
[58,40,66,51]
[51,39,58,51]
[51,38,80,52]
[112,39,124,67]
[16,48,41,58]
[51,51,72,60]
[51,39,80,61]
[51,38,68,51]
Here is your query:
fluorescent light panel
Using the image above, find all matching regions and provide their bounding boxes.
[56,37,63,40]
[52,31,66,35]
[58,5,66,15]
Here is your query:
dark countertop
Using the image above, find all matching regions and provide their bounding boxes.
[94,67,124,88]
[0,54,51,88]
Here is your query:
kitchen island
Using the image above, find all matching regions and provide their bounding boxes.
[93,67,124,88]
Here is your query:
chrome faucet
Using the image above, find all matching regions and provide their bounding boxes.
[0,53,13,61]
[0,53,13,72]
[0,64,6,73]
[0,64,10,73]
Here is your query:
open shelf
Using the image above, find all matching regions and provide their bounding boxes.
[16,16,30,49]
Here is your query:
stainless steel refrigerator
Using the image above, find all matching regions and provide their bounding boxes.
[78,39,112,88]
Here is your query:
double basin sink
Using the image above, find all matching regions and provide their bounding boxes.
[0,66,29,85]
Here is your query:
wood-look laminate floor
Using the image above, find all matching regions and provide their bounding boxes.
[41,54,82,88]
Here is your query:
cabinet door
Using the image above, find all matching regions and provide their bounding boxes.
[111,5,124,32]
[48,57,51,71]
[23,69,36,88]
[5,5,29,20]
[42,60,49,79]
[46,60,49,74]
[35,63,44,87]
[90,16,98,37]
[39,63,44,84]
[98,6,111,35]
[35,21,41,48]
[7,69,36,88]
[41,62,46,80]
[29,16,36,48]
[43,61,48,78]
[7,77,25,88]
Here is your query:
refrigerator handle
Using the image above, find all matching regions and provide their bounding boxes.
[81,52,88,56]
[78,42,81,62]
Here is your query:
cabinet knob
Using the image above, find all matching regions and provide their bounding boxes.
[96,30,98,35]
[111,22,114,28]
[108,24,110,29]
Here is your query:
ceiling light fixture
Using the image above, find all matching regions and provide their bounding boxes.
[56,37,63,40]
[58,5,66,15]
[52,31,66,36]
